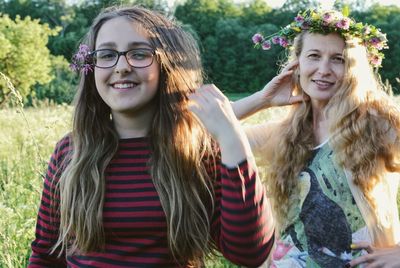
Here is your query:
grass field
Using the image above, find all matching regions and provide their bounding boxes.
[0,98,399,267]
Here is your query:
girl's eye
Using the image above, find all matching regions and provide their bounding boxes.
[96,50,117,61]
[128,50,153,61]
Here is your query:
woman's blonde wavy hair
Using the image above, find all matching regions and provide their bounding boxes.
[51,6,217,266]
[267,31,400,231]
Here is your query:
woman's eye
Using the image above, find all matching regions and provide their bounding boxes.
[333,57,345,63]
[307,54,319,59]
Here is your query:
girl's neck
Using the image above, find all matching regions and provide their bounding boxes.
[112,105,155,139]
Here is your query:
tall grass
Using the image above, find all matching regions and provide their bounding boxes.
[0,94,399,267]
[0,106,72,267]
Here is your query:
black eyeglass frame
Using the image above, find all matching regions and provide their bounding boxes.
[89,48,156,69]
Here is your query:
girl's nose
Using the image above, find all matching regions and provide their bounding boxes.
[114,54,132,74]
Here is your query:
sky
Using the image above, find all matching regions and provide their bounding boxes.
[67,0,400,9]
[231,0,400,9]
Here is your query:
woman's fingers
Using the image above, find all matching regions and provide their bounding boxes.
[351,242,375,253]
[282,59,299,72]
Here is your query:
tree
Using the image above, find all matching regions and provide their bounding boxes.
[30,55,78,105]
[350,4,400,93]
[0,14,60,106]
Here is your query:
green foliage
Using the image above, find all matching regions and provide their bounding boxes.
[0,14,60,105]
[30,55,78,105]
[1,0,400,102]
[176,0,400,94]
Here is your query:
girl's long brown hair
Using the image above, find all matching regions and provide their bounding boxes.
[52,6,217,265]
[266,31,400,231]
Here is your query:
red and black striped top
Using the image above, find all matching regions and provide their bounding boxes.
[29,136,274,267]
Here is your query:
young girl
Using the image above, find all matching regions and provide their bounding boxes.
[232,8,399,268]
[28,6,274,267]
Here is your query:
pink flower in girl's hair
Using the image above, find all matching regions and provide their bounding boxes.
[75,44,90,61]
[252,33,263,44]
[262,40,272,50]
[70,44,93,74]
[272,241,293,260]
[336,18,350,30]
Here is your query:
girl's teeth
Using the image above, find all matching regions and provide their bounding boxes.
[114,83,135,89]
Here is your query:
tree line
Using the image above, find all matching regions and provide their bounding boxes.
[1,0,399,106]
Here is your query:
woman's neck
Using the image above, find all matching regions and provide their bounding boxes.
[312,103,330,146]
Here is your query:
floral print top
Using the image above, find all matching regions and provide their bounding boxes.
[270,142,370,268]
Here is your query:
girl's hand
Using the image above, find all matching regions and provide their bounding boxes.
[188,84,254,166]
[260,60,307,108]
[346,242,400,268]
[188,84,240,142]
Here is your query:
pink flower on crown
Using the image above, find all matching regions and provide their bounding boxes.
[369,37,384,49]
[336,18,350,30]
[369,54,382,66]
[252,33,263,44]
[301,21,311,30]
[294,15,304,24]
[262,40,272,50]
[363,26,371,35]
[322,12,334,26]
[279,37,289,48]
[272,36,281,44]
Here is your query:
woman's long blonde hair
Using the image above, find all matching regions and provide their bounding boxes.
[52,6,217,265]
[267,31,400,230]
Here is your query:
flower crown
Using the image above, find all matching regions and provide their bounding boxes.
[69,44,93,74]
[252,9,388,68]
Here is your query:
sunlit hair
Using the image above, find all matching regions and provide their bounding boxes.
[52,5,217,265]
[266,31,400,231]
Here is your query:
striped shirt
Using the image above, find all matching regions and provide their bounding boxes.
[29,136,274,267]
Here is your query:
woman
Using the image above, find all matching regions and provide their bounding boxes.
[28,5,274,267]
[235,9,399,267]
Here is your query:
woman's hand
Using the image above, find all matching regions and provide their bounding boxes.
[233,60,308,120]
[260,60,306,107]
[346,242,400,268]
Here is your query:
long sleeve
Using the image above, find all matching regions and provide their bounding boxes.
[211,159,275,267]
[28,137,70,267]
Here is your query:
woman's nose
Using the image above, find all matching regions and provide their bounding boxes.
[317,59,332,76]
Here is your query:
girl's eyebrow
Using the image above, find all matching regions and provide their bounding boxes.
[96,41,152,49]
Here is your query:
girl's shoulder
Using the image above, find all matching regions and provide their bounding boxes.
[51,132,73,165]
